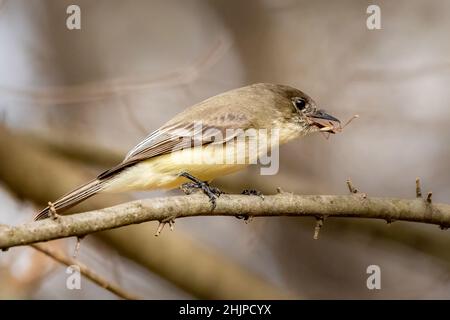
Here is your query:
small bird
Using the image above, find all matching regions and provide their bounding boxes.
[35,83,340,220]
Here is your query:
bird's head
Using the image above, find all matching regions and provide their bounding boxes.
[261,83,341,135]
[290,92,341,134]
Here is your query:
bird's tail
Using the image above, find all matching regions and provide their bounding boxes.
[34,179,105,220]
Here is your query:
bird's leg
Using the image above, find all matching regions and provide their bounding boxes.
[179,172,222,209]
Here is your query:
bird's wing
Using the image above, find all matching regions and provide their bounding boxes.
[97,120,245,180]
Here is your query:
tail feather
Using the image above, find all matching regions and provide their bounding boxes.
[34,179,105,220]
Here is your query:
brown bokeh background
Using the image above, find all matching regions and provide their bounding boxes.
[0,0,449,299]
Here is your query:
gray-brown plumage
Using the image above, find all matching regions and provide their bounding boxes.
[35,83,340,220]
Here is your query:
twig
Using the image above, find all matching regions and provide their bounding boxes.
[155,221,165,237]
[73,236,83,258]
[313,217,324,240]
[1,193,449,250]
[416,178,422,198]
[346,179,358,194]
[31,243,139,300]
[427,192,433,203]
[346,179,367,199]
[154,218,175,236]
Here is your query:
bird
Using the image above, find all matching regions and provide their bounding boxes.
[34,83,340,220]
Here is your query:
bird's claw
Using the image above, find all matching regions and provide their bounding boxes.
[179,172,222,210]
[235,214,253,222]
[241,189,264,200]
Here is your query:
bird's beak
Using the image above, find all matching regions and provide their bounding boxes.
[307,110,341,134]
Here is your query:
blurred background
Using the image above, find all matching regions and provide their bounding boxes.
[0,0,449,299]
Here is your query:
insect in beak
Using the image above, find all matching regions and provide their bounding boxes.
[307,110,342,134]
[307,110,359,136]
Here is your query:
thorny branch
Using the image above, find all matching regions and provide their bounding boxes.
[1,183,449,250]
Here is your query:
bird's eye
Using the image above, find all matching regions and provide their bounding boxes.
[293,98,307,111]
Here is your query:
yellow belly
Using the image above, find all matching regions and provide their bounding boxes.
[103,145,249,192]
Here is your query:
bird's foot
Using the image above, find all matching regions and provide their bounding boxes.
[179,172,222,210]
[241,189,265,200]
[235,214,253,223]
[235,189,263,222]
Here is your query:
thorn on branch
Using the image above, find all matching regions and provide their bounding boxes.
[313,217,324,240]
[276,187,292,196]
[169,219,175,231]
[346,179,367,198]
[155,222,165,236]
[346,179,358,194]
[154,218,176,236]
[415,178,422,198]
[73,236,84,258]
[426,192,433,204]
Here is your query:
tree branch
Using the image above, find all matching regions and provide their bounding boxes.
[1,193,449,250]
[31,244,139,300]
